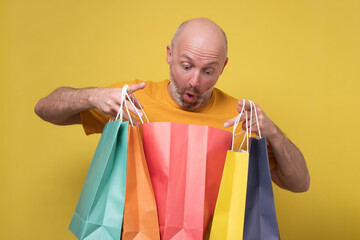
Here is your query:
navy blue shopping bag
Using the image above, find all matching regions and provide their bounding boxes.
[243,137,280,240]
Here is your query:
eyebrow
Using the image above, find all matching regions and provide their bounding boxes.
[180,55,219,66]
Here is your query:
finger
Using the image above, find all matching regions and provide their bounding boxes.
[247,112,258,124]
[241,121,259,133]
[241,122,259,134]
[226,100,260,128]
[101,101,121,117]
[126,82,145,109]
[124,100,143,118]
[224,116,237,128]
[224,109,252,128]
[108,102,141,123]
[122,112,140,126]
[129,94,143,109]
[127,82,146,95]
[243,115,259,128]
[117,104,141,126]
[237,99,252,113]
[235,111,254,123]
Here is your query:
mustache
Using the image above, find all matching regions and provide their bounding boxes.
[183,86,201,95]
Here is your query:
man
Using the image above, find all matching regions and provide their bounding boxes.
[35,18,310,192]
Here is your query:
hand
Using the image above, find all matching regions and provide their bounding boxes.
[224,100,278,140]
[89,82,146,125]
[225,100,310,192]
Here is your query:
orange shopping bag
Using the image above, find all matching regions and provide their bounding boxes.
[121,121,160,238]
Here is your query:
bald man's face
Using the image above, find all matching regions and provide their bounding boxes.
[166,24,228,111]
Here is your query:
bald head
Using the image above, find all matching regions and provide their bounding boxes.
[171,18,228,59]
[166,18,229,110]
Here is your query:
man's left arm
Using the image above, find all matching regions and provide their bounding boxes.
[225,100,310,193]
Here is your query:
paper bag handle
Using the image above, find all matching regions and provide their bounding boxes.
[112,84,149,125]
[249,100,262,139]
[232,99,249,152]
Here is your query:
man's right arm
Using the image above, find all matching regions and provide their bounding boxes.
[34,82,146,125]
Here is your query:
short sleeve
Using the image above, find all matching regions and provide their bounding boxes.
[80,109,110,135]
[79,80,142,135]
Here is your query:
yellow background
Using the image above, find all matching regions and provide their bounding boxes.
[1,0,359,239]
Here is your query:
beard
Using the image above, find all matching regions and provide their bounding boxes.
[169,70,213,111]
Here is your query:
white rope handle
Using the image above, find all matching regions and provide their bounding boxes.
[113,84,149,126]
[232,99,263,152]
[113,84,128,122]
[132,93,149,123]
[249,99,253,137]
[114,85,133,125]
[232,99,249,152]
[231,99,245,150]
[239,110,249,152]
[248,100,262,139]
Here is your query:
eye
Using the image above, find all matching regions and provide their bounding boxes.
[204,68,213,75]
[183,64,191,70]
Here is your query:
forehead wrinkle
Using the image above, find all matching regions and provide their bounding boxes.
[180,45,223,61]
[180,54,220,67]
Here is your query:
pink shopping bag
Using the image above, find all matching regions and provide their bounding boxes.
[142,122,232,240]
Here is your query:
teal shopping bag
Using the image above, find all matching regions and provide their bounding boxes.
[69,120,129,240]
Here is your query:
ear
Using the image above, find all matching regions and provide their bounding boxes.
[166,45,172,65]
[220,57,228,75]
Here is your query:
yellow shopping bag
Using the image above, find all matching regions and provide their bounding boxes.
[209,151,248,239]
[209,100,250,240]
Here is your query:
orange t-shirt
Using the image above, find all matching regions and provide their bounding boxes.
[80,79,275,168]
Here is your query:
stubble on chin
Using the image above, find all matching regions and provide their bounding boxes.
[169,74,213,111]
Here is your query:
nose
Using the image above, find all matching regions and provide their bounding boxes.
[188,70,200,88]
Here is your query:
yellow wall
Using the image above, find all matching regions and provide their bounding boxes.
[1,0,359,239]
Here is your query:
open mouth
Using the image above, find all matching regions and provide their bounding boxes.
[183,91,197,103]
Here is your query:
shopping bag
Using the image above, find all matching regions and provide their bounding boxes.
[69,119,129,240]
[69,84,139,240]
[209,102,249,239]
[209,151,249,239]
[121,125,160,239]
[243,100,280,240]
[142,122,232,240]
[243,137,280,240]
